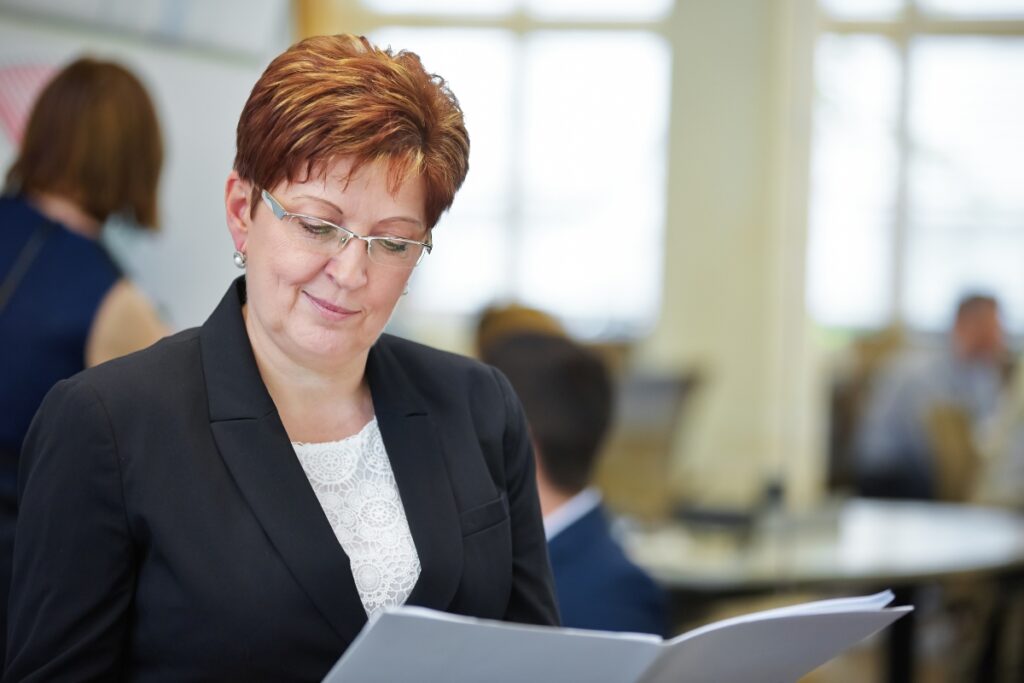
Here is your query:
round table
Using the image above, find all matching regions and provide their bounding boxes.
[622,498,1024,681]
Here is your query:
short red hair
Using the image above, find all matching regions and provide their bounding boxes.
[234,34,469,229]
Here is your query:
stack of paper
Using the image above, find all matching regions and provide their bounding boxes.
[323,591,911,683]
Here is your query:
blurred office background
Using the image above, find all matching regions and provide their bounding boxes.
[2,0,1023,680]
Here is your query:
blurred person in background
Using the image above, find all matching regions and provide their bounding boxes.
[0,56,167,661]
[475,302,564,358]
[483,331,670,636]
[855,293,1006,500]
[5,35,557,680]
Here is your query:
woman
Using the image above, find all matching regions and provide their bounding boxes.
[0,57,166,667]
[5,35,558,681]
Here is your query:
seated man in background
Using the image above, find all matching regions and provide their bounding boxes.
[482,332,670,636]
[474,302,565,358]
[855,293,1006,500]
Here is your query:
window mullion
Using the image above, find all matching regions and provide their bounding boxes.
[891,22,912,326]
[507,30,527,302]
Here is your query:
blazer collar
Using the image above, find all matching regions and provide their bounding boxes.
[547,503,608,561]
[365,336,463,612]
[200,278,462,644]
[200,277,275,421]
[201,279,366,646]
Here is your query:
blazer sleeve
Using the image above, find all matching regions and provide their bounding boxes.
[491,367,561,627]
[4,378,134,681]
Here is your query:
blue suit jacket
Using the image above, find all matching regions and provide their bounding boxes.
[548,503,669,637]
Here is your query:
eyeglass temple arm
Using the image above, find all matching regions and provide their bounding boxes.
[261,189,288,220]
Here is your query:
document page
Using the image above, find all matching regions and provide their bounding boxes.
[667,589,899,643]
[638,606,912,683]
[322,592,911,683]
[323,607,661,683]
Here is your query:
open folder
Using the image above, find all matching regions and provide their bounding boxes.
[323,590,911,683]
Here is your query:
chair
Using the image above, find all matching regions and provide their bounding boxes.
[826,326,907,493]
[925,403,982,502]
[593,368,703,520]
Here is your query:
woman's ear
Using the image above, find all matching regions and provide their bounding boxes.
[224,171,252,252]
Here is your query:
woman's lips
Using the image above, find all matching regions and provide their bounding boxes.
[304,291,358,320]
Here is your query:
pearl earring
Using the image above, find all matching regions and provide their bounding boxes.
[233,250,247,269]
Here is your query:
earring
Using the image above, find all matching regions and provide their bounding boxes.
[402,286,409,296]
[233,250,247,269]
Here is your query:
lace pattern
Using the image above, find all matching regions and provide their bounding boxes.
[292,418,421,617]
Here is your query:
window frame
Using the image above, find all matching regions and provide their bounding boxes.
[813,1,1024,330]
[295,1,675,340]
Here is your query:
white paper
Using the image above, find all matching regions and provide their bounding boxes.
[323,608,661,683]
[639,607,911,683]
[322,592,911,683]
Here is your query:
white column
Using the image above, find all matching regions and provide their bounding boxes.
[638,0,826,509]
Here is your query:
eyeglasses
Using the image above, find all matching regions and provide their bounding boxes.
[261,189,432,269]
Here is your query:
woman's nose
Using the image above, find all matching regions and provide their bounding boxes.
[324,237,370,289]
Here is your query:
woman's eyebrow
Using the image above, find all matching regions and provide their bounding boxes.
[376,216,424,229]
[294,194,424,232]
[295,194,344,215]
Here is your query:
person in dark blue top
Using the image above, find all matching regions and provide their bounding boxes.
[0,197,123,460]
[0,57,167,662]
[482,331,671,636]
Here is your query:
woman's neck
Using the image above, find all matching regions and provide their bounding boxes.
[28,191,102,238]
[243,306,374,443]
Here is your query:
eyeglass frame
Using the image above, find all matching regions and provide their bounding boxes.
[260,189,433,268]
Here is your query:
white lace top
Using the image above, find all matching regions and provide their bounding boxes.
[292,418,421,617]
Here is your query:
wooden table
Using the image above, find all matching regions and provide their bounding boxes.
[622,499,1024,681]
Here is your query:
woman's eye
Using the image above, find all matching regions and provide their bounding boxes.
[295,218,335,238]
[378,239,409,253]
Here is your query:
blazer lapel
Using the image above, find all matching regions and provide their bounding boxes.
[201,279,367,645]
[366,337,463,611]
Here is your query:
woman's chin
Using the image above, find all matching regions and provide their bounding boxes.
[287,326,367,366]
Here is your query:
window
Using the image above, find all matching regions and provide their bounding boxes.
[339,1,673,337]
[807,1,1024,332]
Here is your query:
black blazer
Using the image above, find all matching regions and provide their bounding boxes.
[5,279,559,681]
